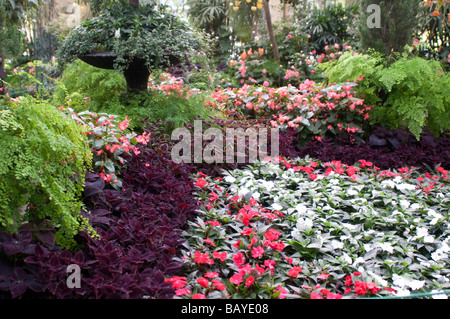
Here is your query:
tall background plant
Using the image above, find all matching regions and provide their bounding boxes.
[358,0,421,60]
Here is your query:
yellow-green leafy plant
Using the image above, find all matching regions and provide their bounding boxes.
[0,95,94,249]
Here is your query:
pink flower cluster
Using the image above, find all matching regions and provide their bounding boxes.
[210,79,372,143]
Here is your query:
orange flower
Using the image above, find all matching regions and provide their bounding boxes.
[448,13,450,22]
[432,10,441,16]
[424,0,432,5]
[247,48,253,56]
[230,60,236,67]
[240,51,247,60]
[258,48,264,55]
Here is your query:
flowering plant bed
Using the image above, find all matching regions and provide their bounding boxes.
[210,78,372,145]
[167,157,449,299]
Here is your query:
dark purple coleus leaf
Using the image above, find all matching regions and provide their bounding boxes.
[9,268,28,299]
[2,230,32,256]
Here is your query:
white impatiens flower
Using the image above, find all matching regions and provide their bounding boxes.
[224,175,236,183]
[416,227,428,237]
[381,180,395,188]
[399,199,410,210]
[330,240,344,250]
[392,274,410,288]
[341,223,359,232]
[431,241,450,261]
[295,203,308,215]
[367,271,388,287]
[346,188,359,196]
[392,275,424,291]
[238,187,250,197]
[296,217,313,232]
[341,253,352,264]
[396,183,416,192]
[408,279,425,290]
[427,209,443,225]
[353,257,365,266]
[378,242,394,254]
[272,202,283,211]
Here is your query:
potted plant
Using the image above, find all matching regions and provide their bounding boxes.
[57,0,206,92]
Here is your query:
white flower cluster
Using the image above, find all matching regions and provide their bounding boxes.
[221,158,450,295]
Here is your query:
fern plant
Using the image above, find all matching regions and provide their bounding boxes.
[52,60,127,113]
[0,95,94,249]
[321,52,450,140]
[377,57,450,139]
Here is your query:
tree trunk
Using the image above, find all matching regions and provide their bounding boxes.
[262,0,280,64]
[0,56,5,95]
[129,0,139,6]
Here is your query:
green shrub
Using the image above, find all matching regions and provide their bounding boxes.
[0,95,94,249]
[321,52,450,140]
[52,60,126,113]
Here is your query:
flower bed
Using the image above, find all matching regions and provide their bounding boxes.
[210,78,372,145]
[167,157,450,299]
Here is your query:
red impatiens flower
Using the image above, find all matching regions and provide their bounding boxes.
[245,276,254,287]
[212,279,226,291]
[213,251,227,262]
[203,238,216,247]
[318,273,331,280]
[287,266,303,277]
[175,287,191,296]
[165,276,187,289]
[264,229,281,241]
[354,281,367,295]
[193,251,214,264]
[310,292,324,299]
[233,251,245,267]
[197,277,209,288]
[205,272,219,278]
[196,178,208,188]
[326,292,342,299]
[251,246,265,258]
[366,282,380,294]
[230,273,243,285]
[345,275,353,287]
[192,293,206,299]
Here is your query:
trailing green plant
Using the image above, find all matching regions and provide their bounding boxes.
[320,52,450,140]
[57,1,207,74]
[0,95,94,250]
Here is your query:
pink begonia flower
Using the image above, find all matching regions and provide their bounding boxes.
[263,81,269,87]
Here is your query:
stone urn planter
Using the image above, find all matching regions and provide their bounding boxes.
[78,52,150,92]
[57,1,204,94]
